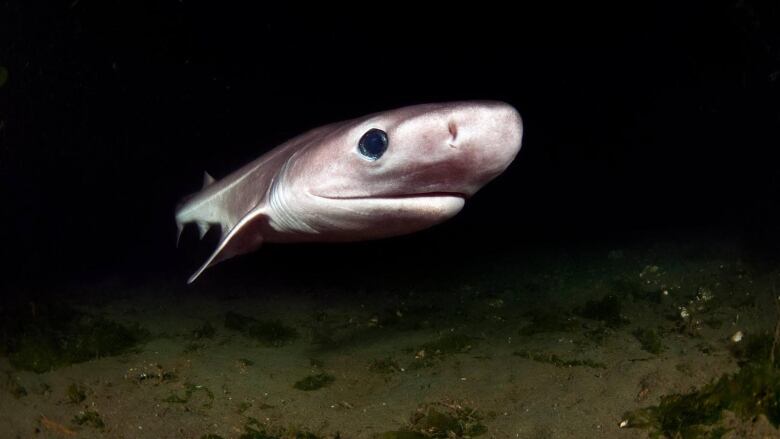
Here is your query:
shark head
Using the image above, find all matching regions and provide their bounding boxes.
[269,101,523,240]
[177,101,523,282]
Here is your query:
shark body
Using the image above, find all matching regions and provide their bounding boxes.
[176,101,523,282]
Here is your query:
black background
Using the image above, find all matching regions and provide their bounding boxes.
[1,2,779,285]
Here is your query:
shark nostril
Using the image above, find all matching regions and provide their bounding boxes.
[448,121,458,143]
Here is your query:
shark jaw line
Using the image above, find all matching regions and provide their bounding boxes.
[310,191,469,201]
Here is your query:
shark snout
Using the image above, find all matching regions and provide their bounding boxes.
[447,120,459,147]
[445,102,523,188]
[448,101,521,146]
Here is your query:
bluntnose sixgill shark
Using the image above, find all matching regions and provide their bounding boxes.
[176,101,523,283]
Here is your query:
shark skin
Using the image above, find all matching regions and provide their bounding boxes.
[176,101,523,283]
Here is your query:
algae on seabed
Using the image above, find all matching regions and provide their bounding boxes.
[0,301,148,373]
[224,312,298,347]
[293,373,335,391]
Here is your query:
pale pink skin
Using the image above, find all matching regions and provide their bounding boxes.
[176,101,523,283]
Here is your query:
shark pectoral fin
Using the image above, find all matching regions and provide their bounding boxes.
[176,222,184,248]
[187,208,269,284]
[202,171,215,188]
[196,221,210,239]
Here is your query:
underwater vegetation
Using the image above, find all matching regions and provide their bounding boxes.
[377,403,489,438]
[66,382,87,404]
[233,417,334,439]
[730,332,777,367]
[611,277,647,301]
[192,321,217,339]
[624,306,780,437]
[376,304,441,331]
[72,410,105,429]
[407,333,474,370]
[0,301,148,373]
[163,382,215,408]
[512,349,606,369]
[674,286,720,336]
[574,294,630,328]
[238,428,323,439]
[293,373,335,391]
[126,362,177,384]
[419,333,473,356]
[238,357,255,367]
[632,328,665,355]
[183,341,206,353]
[375,433,427,439]
[2,370,27,398]
[518,307,579,335]
[623,363,780,438]
[225,311,298,347]
[369,357,402,374]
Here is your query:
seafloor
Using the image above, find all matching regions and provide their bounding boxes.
[2,230,780,439]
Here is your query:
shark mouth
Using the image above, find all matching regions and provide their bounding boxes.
[312,191,469,200]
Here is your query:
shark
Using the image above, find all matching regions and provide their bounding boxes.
[176,101,523,283]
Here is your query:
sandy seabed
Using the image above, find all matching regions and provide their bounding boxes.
[2,234,779,439]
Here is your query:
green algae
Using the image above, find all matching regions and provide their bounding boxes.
[376,405,487,438]
[583,325,613,345]
[0,301,148,373]
[72,410,105,429]
[377,304,441,331]
[375,432,428,439]
[519,308,579,335]
[513,349,607,369]
[183,342,205,353]
[406,333,475,370]
[240,428,322,439]
[239,428,278,439]
[632,328,665,355]
[610,277,645,299]
[238,358,255,367]
[293,373,334,391]
[369,357,402,374]
[239,418,326,439]
[623,363,780,437]
[192,321,216,339]
[163,383,215,408]
[730,332,776,367]
[225,312,298,347]
[67,383,86,403]
[2,371,27,398]
[407,356,437,371]
[703,318,723,329]
[421,333,473,355]
[575,294,630,328]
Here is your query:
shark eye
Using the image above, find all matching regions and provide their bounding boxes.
[357,128,388,161]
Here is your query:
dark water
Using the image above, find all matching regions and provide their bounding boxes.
[2,3,780,438]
